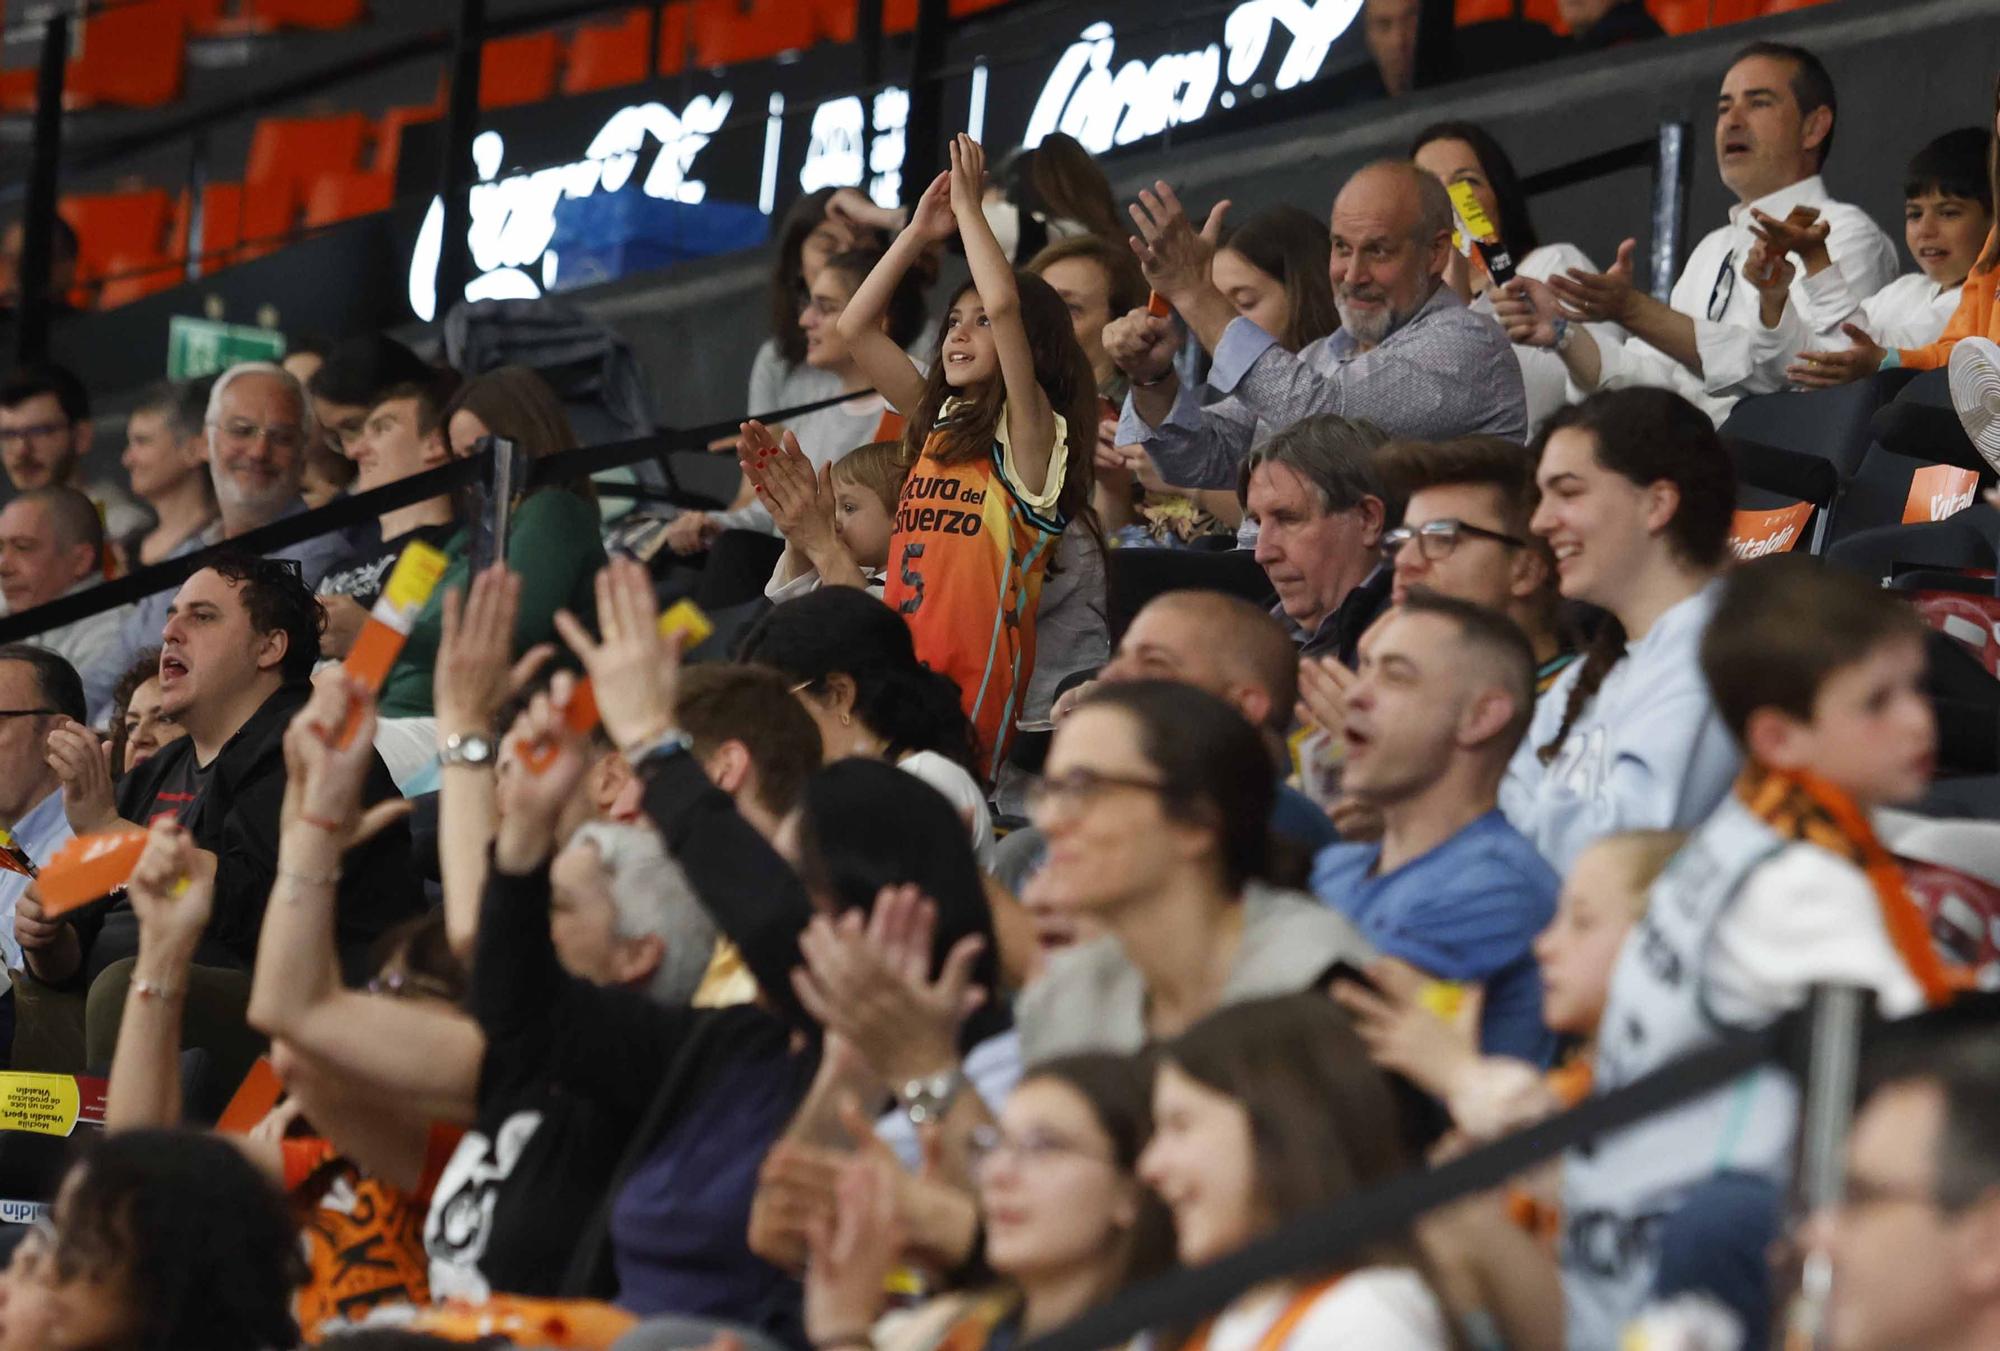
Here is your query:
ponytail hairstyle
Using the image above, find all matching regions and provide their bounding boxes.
[1531,388,1735,764]
[901,270,1102,543]
[736,586,981,775]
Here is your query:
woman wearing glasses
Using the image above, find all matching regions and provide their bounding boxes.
[801,1053,1174,1351]
[1500,388,1740,874]
[1015,680,1371,1065]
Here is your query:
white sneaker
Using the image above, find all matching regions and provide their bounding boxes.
[1949,335,2000,475]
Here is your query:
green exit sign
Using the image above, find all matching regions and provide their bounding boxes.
[166,316,287,382]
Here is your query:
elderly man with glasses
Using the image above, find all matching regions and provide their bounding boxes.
[87,362,358,708]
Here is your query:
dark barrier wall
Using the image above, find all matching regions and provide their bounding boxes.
[582,0,1998,426]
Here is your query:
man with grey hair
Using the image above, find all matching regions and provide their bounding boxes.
[1244,414,1400,662]
[98,362,357,697]
[1105,159,1527,491]
[557,820,718,1009]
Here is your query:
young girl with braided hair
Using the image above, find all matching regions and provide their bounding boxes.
[1498,387,1741,872]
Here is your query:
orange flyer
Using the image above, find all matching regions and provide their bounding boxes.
[1903,465,1979,525]
[37,830,149,918]
[1727,503,1813,560]
[339,541,450,746]
[519,601,711,773]
[217,1058,285,1136]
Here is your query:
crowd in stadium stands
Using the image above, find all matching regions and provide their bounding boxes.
[0,28,1995,1351]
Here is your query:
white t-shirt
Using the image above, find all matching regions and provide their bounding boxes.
[1200,1271,1450,1351]
[899,749,996,867]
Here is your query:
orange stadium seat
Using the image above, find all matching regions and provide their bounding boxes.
[251,0,366,29]
[197,180,297,268]
[480,31,562,108]
[375,101,444,180]
[1457,0,1522,24]
[62,190,176,303]
[658,2,690,75]
[96,252,183,308]
[67,0,187,108]
[246,112,369,188]
[689,0,814,68]
[565,8,652,93]
[1650,0,1710,34]
[304,171,394,228]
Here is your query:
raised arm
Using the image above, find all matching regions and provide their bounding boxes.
[740,423,870,591]
[431,566,544,960]
[836,175,951,416]
[561,559,819,1030]
[245,676,483,1120]
[948,135,1057,497]
[105,821,216,1132]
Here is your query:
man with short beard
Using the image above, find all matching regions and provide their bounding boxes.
[1104,160,1526,491]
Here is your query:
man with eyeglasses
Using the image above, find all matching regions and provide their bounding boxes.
[1377,435,1574,693]
[0,365,146,572]
[1312,590,1557,1063]
[1788,1016,2000,1351]
[0,645,84,1064]
[1495,41,1898,424]
[98,362,354,698]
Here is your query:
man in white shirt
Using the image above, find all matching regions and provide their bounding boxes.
[0,646,79,1001]
[1496,41,1899,424]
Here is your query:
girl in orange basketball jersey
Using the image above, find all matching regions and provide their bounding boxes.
[830,134,1098,783]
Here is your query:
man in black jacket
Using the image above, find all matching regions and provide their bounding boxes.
[13,551,420,1078]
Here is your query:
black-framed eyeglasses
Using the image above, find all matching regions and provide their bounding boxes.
[1025,768,1172,815]
[0,708,58,721]
[0,421,70,446]
[1381,518,1527,562]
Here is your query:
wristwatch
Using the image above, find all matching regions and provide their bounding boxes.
[439,731,497,770]
[1552,316,1574,353]
[899,1069,966,1126]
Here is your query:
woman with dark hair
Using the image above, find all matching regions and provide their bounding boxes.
[802,1052,1176,1351]
[376,365,606,719]
[106,647,183,778]
[35,1129,304,1351]
[1500,387,1740,872]
[1412,121,1607,431]
[738,586,993,861]
[1138,995,1454,1349]
[1016,680,1370,1063]
[986,133,1123,262]
[1214,205,1339,355]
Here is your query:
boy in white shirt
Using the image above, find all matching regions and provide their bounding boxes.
[1748,127,1994,387]
[1562,558,1969,1350]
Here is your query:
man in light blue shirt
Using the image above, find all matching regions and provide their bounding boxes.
[1104,160,1527,491]
[0,644,80,1059]
[1311,590,1557,1063]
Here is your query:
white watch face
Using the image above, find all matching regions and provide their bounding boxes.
[449,735,493,764]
